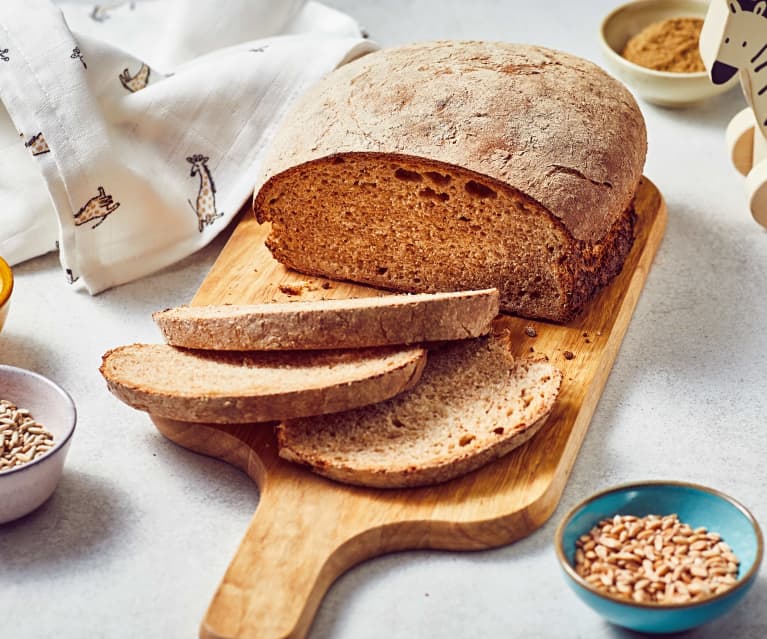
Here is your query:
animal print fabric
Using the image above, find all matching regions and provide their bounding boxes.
[0,0,374,292]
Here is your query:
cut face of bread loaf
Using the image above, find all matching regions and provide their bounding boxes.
[153,289,499,350]
[100,344,426,423]
[276,337,562,488]
[254,41,647,322]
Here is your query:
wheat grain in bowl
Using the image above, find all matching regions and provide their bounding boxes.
[0,399,56,471]
[0,365,77,524]
[575,513,739,604]
[555,481,763,633]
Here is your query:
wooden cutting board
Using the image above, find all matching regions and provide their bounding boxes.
[151,176,666,639]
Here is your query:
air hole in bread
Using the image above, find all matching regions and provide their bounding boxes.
[465,180,497,199]
[459,434,476,446]
[332,156,345,164]
[392,416,405,428]
[418,187,449,202]
[493,427,504,435]
[394,168,423,182]
[377,266,388,275]
[425,171,452,185]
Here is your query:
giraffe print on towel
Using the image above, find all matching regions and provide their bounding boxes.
[187,155,223,232]
[90,2,136,22]
[74,187,120,229]
[24,132,49,156]
[90,5,110,22]
[71,47,86,68]
[0,49,8,62]
[119,63,150,92]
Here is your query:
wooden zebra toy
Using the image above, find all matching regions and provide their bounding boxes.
[701,0,767,227]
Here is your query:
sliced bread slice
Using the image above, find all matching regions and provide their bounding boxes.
[152,289,499,351]
[100,344,426,424]
[276,336,562,488]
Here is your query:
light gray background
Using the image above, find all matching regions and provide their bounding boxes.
[3,1,767,637]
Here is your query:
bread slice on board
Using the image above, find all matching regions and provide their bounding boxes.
[276,336,562,488]
[100,344,427,424]
[153,289,499,351]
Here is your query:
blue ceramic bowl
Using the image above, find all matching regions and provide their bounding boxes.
[555,481,763,633]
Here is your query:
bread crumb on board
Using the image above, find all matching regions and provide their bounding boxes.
[563,350,575,360]
[524,326,537,338]
[277,280,334,297]
[278,283,305,296]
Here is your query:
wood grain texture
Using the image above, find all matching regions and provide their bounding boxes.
[151,176,667,639]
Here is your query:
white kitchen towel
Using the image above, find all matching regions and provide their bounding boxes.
[0,0,375,292]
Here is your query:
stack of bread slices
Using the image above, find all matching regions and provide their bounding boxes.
[100,289,562,488]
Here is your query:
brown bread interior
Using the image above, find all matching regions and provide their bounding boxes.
[256,152,636,322]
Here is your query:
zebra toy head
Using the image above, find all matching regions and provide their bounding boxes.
[701,0,767,85]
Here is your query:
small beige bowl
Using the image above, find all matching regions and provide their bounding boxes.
[0,256,12,333]
[600,0,738,107]
[0,365,76,524]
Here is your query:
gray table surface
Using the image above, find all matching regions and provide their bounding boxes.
[3,1,767,637]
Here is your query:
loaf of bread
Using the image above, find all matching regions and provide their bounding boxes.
[277,336,562,488]
[153,289,499,350]
[254,41,647,322]
[100,344,426,423]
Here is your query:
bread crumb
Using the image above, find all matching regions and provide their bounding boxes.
[321,282,332,290]
[563,351,575,360]
[524,326,537,338]
[278,283,304,296]
[278,280,325,296]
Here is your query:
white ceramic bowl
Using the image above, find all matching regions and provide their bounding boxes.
[0,365,76,524]
[600,0,738,107]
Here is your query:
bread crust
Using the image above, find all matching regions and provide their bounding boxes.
[255,41,646,243]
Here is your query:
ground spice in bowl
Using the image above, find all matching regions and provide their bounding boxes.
[622,17,706,73]
[0,399,55,471]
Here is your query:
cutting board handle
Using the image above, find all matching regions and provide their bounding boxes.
[200,480,367,639]
[150,417,390,639]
